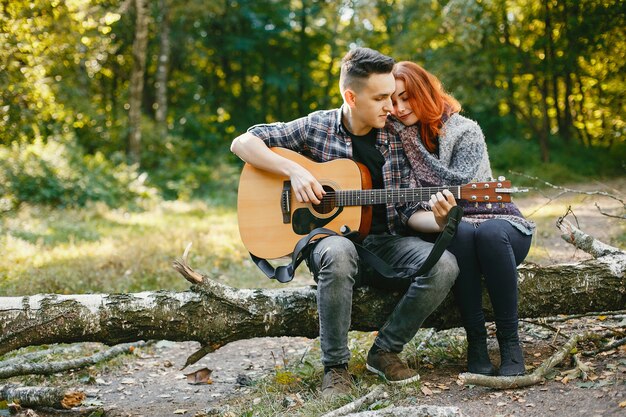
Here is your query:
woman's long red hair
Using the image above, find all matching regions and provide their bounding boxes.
[392,61,461,153]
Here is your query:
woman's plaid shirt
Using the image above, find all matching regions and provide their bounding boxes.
[247,107,420,235]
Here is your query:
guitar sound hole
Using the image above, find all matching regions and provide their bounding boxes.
[312,185,336,215]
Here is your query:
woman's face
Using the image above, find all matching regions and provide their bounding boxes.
[391,79,419,126]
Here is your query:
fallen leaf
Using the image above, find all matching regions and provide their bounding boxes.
[173,409,187,414]
[619,400,626,408]
[421,386,433,396]
[185,367,213,385]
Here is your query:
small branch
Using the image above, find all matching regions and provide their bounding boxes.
[340,406,465,417]
[0,344,84,369]
[530,310,626,323]
[0,385,85,409]
[460,331,597,389]
[172,259,203,283]
[595,202,626,219]
[520,319,567,339]
[556,216,624,258]
[508,171,625,206]
[321,385,385,417]
[0,342,146,379]
[582,335,626,357]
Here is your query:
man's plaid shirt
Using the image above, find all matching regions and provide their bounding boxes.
[247,106,420,235]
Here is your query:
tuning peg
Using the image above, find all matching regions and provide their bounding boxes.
[474,202,478,208]
[500,203,505,208]
[498,175,506,181]
[486,203,493,209]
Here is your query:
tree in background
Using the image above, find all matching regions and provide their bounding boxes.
[1,0,624,207]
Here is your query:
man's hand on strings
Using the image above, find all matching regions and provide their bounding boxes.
[288,164,325,205]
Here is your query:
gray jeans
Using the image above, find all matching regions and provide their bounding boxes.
[308,234,459,366]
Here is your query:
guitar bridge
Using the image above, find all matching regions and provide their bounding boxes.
[281,181,291,224]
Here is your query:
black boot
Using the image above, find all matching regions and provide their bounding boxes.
[497,330,525,376]
[465,327,496,376]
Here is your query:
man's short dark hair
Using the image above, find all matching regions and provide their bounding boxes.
[340,47,395,92]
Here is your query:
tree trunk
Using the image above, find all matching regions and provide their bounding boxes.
[1,232,624,359]
[155,0,170,138]
[128,0,149,165]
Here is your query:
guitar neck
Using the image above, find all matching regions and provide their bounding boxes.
[335,186,461,206]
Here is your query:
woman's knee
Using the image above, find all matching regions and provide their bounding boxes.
[476,220,509,241]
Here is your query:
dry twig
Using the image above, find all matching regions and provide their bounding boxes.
[460,331,597,389]
[321,385,385,417]
[0,342,146,379]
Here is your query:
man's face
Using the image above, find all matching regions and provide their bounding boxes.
[351,72,396,130]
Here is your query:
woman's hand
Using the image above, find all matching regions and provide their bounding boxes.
[407,189,457,233]
[429,189,457,230]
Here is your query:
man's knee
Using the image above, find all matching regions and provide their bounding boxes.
[431,250,459,289]
[310,236,359,279]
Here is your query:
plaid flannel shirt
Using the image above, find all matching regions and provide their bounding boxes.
[247,106,419,235]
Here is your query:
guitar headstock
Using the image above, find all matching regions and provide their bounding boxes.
[459,178,513,203]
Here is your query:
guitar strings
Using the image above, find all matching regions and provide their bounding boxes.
[317,186,461,207]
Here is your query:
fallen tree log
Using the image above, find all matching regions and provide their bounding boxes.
[0,384,85,409]
[0,222,624,360]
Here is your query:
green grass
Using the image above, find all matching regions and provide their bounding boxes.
[0,199,311,296]
[2,177,623,295]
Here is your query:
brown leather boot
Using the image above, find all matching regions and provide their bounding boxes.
[366,346,420,384]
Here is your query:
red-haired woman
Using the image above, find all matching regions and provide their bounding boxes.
[391,61,535,376]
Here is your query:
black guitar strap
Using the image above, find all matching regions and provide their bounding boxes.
[250,206,463,283]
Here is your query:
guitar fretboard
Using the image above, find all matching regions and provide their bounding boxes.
[332,186,461,206]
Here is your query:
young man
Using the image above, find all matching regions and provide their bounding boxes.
[231,47,458,398]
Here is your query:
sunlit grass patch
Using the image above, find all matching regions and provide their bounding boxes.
[0,200,312,296]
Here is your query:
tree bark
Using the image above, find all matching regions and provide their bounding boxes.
[0,385,84,409]
[128,0,149,165]
[0,224,624,359]
[0,257,623,359]
[155,0,170,139]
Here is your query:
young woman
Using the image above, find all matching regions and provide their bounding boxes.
[390,61,535,376]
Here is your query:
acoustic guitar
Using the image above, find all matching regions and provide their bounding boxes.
[237,147,518,260]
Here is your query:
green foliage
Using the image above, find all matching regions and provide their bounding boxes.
[489,138,626,184]
[0,138,157,210]
[0,0,624,207]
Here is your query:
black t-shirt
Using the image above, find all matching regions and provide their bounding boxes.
[346,127,387,234]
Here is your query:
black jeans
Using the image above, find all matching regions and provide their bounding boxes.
[447,220,532,333]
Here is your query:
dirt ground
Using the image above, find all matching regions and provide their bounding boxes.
[30,318,625,417]
[10,179,626,417]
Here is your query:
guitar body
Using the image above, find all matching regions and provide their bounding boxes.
[237,148,372,259]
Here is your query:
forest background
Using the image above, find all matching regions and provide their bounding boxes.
[1,0,624,209]
[0,0,625,296]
